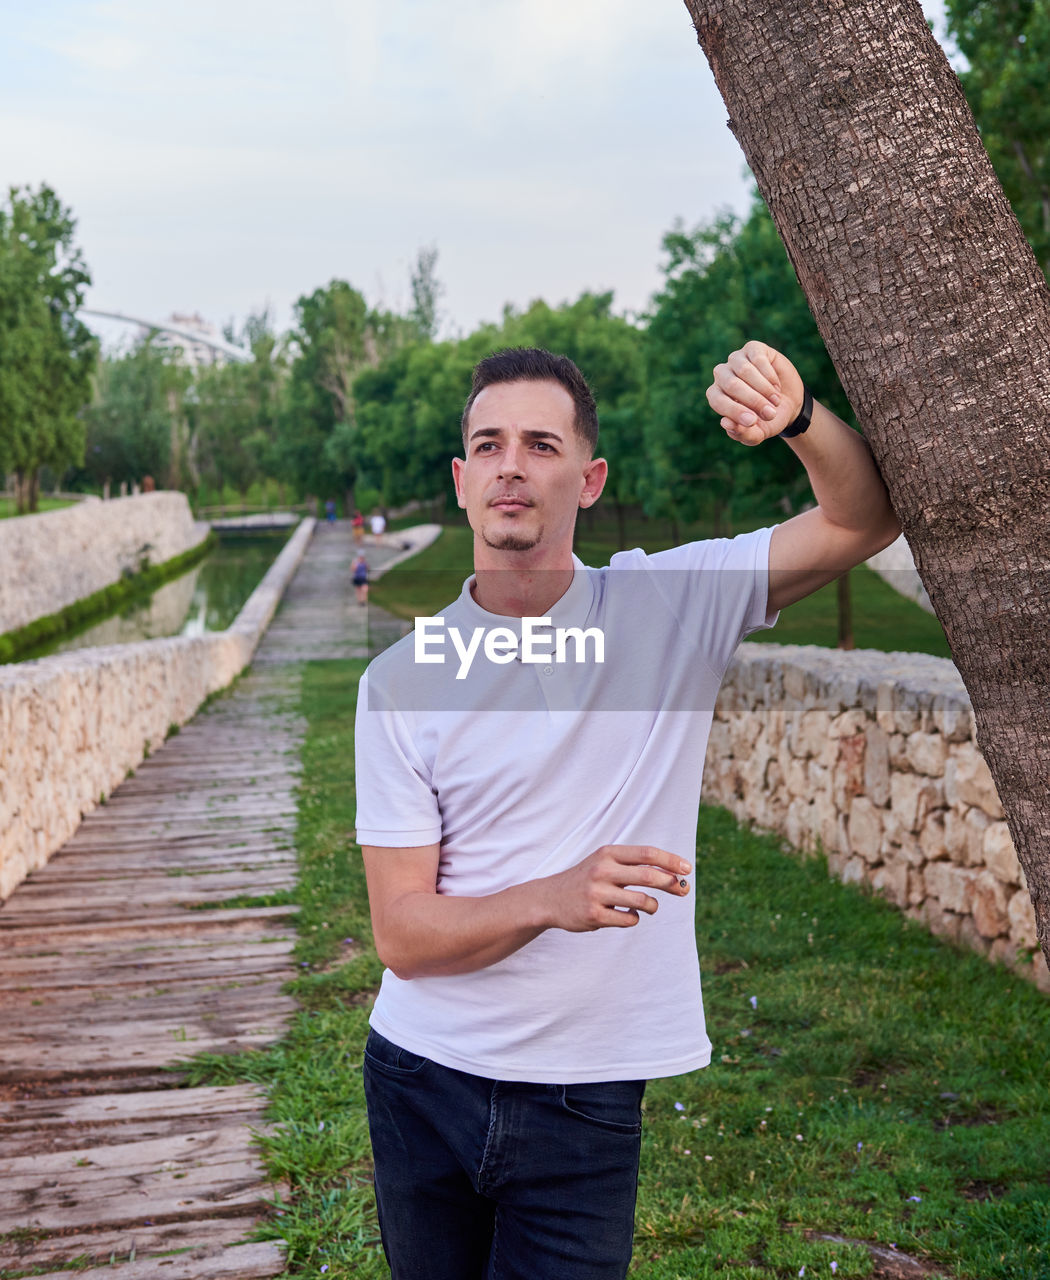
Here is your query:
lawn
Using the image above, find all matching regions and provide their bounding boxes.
[370,522,951,658]
[180,659,1049,1280]
[0,496,76,519]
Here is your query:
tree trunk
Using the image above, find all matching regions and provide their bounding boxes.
[837,571,854,650]
[684,1,1050,958]
[614,498,627,552]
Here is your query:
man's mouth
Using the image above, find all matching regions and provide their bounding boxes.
[490,496,533,511]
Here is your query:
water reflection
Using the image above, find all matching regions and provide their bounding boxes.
[24,532,290,660]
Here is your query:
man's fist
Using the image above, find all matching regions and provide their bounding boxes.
[706,340,805,446]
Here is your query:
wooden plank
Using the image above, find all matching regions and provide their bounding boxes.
[0,950,295,991]
[0,1122,256,1177]
[0,906,298,946]
[0,1216,266,1270]
[0,1084,265,1128]
[21,1240,287,1279]
[0,939,295,977]
[0,1033,288,1081]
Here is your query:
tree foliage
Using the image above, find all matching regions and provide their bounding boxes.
[0,185,96,511]
[81,341,185,490]
[945,0,1050,274]
[641,194,851,530]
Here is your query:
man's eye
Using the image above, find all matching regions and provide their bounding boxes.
[534,441,554,452]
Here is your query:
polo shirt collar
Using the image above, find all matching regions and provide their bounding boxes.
[456,553,595,629]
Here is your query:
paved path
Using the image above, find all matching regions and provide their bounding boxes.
[0,522,414,1278]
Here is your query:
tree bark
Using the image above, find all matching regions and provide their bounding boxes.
[683,0,1050,958]
[837,571,854,650]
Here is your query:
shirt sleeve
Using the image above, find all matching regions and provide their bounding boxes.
[627,525,779,678]
[354,667,443,848]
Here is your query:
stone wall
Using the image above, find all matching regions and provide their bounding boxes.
[0,492,209,634]
[0,519,315,902]
[703,643,1045,991]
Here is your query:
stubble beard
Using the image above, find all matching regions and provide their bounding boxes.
[480,528,542,552]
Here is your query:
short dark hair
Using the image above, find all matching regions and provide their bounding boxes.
[461,347,599,454]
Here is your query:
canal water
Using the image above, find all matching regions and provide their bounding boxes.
[20,532,291,662]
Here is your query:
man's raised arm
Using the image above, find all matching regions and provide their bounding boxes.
[706,339,901,613]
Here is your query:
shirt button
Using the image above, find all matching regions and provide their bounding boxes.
[543,666,553,676]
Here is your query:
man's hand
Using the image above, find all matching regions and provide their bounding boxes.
[538,845,692,932]
[706,340,805,445]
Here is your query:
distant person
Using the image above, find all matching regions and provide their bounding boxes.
[142,475,155,493]
[352,510,366,545]
[370,510,387,540]
[352,553,369,605]
[325,498,337,526]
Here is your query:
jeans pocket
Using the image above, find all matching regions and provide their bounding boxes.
[363,1029,429,1077]
[560,1080,645,1134]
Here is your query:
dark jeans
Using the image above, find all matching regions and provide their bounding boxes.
[362,1029,646,1280]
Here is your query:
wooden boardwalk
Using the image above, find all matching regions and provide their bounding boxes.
[0,523,408,1278]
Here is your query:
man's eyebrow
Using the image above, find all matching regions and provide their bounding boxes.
[467,427,566,443]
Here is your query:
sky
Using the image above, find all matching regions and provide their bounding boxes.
[0,0,952,347]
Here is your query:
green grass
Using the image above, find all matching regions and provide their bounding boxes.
[369,521,951,658]
[0,496,76,519]
[173,659,1050,1280]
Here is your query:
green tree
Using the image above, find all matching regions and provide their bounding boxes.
[0,185,96,511]
[192,310,285,500]
[409,245,445,341]
[944,0,1050,274]
[280,281,409,511]
[642,196,851,534]
[82,340,185,490]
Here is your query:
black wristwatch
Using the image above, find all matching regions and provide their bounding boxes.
[779,385,813,439]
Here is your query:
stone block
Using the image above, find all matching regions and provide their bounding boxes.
[841,856,867,886]
[971,870,1010,939]
[871,860,908,907]
[864,726,891,806]
[833,733,866,809]
[1031,949,1050,995]
[905,731,947,777]
[1008,889,1038,949]
[944,741,1004,818]
[907,867,927,907]
[932,691,974,742]
[849,796,883,864]
[924,861,979,914]
[890,770,944,834]
[793,708,830,760]
[887,733,910,769]
[921,899,961,943]
[918,811,947,862]
[830,708,869,739]
[983,822,1021,884]
[957,913,990,955]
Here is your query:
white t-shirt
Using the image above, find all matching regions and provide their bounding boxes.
[354,527,778,1082]
[370,514,386,536]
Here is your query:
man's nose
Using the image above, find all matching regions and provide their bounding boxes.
[498,444,526,478]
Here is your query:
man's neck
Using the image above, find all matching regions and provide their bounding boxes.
[470,542,576,618]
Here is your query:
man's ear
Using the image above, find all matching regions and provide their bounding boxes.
[579,456,608,510]
[451,456,467,509]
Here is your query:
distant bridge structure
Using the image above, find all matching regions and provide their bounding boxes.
[78,308,254,363]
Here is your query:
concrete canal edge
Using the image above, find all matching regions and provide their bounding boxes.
[0,518,316,902]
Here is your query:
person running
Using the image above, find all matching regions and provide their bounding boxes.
[352,552,369,606]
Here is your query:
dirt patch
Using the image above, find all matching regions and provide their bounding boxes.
[807,1232,954,1279]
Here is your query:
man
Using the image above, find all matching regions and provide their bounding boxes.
[353,342,899,1279]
